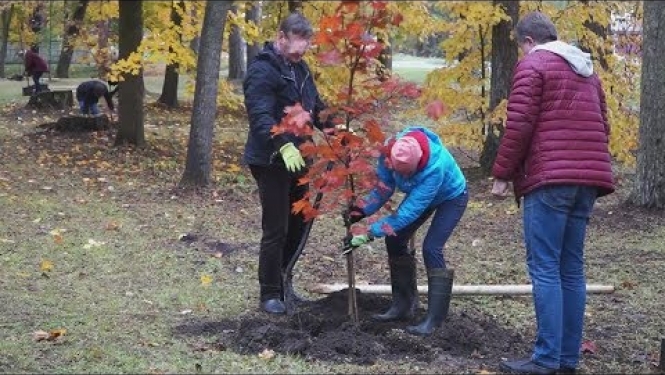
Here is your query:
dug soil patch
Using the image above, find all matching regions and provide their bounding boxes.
[202,290,530,368]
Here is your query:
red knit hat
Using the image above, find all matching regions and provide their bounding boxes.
[390,136,423,176]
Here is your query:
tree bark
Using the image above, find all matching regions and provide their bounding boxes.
[630,1,665,209]
[245,1,262,66]
[158,0,185,108]
[180,0,233,187]
[97,17,111,79]
[115,0,145,147]
[227,4,246,81]
[288,1,303,13]
[55,0,89,78]
[480,0,519,175]
[0,4,14,78]
[578,0,611,72]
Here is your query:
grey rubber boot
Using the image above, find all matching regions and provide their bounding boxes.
[406,268,454,336]
[372,254,419,322]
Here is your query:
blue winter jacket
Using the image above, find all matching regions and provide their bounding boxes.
[362,126,467,238]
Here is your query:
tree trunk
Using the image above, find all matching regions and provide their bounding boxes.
[97,17,111,79]
[288,0,303,13]
[245,1,262,66]
[0,4,14,78]
[115,0,145,147]
[158,0,185,108]
[578,0,611,72]
[480,0,519,175]
[55,0,89,78]
[630,1,665,209]
[227,4,246,81]
[180,0,233,187]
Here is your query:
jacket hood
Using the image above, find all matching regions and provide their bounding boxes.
[531,40,594,77]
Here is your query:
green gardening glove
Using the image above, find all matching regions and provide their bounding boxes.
[351,234,373,247]
[279,142,306,173]
[342,233,374,255]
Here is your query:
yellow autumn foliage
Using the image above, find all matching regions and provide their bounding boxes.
[421,0,640,166]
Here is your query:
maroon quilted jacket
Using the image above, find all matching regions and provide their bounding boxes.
[24,50,49,74]
[492,43,615,200]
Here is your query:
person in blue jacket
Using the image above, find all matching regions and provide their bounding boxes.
[344,126,468,336]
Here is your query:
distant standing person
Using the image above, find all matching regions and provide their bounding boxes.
[22,45,49,94]
[75,80,116,117]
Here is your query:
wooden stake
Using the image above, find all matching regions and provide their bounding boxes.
[658,339,665,374]
[309,283,615,295]
[346,252,359,323]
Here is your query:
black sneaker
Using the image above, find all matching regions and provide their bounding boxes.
[499,358,557,375]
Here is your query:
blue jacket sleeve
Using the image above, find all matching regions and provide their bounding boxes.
[369,169,443,238]
[361,157,395,217]
[243,61,290,151]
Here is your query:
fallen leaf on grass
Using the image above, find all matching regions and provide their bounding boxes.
[40,259,54,273]
[105,221,121,231]
[200,274,213,286]
[83,239,106,249]
[258,348,275,360]
[33,328,67,342]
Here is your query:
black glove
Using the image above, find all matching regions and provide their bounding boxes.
[342,205,365,225]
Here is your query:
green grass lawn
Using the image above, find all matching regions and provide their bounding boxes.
[0,101,662,373]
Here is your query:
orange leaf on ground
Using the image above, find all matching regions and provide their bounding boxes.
[581,340,597,354]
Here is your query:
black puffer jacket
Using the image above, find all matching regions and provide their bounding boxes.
[243,42,329,166]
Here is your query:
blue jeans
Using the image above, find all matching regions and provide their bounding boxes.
[524,185,597,369]
[79,100,100,115]
[385,190,468,268]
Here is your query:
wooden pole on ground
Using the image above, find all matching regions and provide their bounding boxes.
[309,283,615,295]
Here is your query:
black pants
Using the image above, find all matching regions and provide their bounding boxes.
[249,163,308,301]
[32,71,44,93]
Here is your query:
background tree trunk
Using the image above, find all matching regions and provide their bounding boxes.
[480,0,519,175]
[245,1,262,66]
[97,18,111,79]
[288,1,303,13]
[115,0,145,147]
[0,4,14,78]
[578,0,611,72]
[158,0,185,108]
[227,4,246,81]
[180,0,233,187]
[55,0,89,78]
[630,1,665,208]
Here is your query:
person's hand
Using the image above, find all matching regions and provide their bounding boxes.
[342,233,374,254]
[491,179,511,199]
[279,143,306,173]
[342,205,365,225]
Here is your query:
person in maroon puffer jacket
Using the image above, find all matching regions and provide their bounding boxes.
[22,45,49,94]
[490,11,615,375]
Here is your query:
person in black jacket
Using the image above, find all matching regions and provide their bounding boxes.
[243,12,332,315]
[75,80,116,117]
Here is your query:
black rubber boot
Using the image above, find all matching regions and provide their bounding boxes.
[372,254,418,322]
[406,268,454,336]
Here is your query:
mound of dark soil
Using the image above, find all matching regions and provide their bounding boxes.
[209,289,530,367]
[38,115,113,132]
